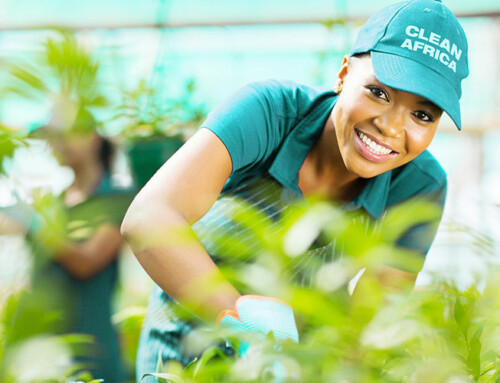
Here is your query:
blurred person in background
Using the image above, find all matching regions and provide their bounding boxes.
[3,106,134,382]
[121,0,470,379]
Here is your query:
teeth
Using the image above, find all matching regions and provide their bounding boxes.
[358,131,392,156]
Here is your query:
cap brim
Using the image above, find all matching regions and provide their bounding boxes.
[370,51,462,131]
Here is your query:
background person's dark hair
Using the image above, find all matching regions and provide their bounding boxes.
[72,107,114,174]
[30,106,115,175]
[98,136,113,175]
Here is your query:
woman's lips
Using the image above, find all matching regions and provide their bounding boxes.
[354,129,399,163]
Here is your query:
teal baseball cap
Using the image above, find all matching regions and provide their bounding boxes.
[350,0,469,130]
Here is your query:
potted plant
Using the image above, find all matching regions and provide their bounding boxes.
[112,78,207,190]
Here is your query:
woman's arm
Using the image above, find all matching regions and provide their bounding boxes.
[121,128,241,322]
[55,223,123,280]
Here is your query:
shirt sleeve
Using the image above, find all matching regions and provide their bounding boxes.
[199,81,299,173]
[395,181,447,255]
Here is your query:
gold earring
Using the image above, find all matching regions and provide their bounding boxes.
[334,79,343,94]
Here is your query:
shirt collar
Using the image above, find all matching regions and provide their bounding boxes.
[268,93,392,220]
[269,94,335,193]
[343,171,392,219]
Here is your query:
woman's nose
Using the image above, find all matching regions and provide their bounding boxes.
[373,107,405,138]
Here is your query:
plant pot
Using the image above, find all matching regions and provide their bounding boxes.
[126,135,185,190]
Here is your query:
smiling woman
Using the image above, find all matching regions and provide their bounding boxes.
[329,54,443,179]
[120,0,470,380]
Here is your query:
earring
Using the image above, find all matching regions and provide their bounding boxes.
[334,79,343,94]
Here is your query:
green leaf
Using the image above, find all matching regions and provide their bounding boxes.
[193,346,227,377]
[467,329,482,380]
[181,357,199,379]
[7,64,49,94]
[379,197,442,243]
[156,349,165,373]
[454,299,469,338]
[86,95,108,107]
[58,333,95,345]
[65,368,94,382]
[142,373,185,383]
[0,125,27,171]
[472,322,486,341]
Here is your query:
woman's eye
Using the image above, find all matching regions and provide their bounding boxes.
[413,110,434,122]
[368,86,389,102]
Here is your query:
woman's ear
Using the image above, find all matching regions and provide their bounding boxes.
[333,55,351,93]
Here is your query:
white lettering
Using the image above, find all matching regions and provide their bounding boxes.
[423,44,435,56]
[439,52,450,65]
[401,27,461,72]
[401,38,414,50]
[439,38,451,52]
[414,41,425,51]
[405,25,462,63]
[406,25,419,37]
[451,44,462,61]
[429,32,441,45]
[418,28,429,41]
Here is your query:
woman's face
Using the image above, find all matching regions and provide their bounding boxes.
[332,55,443,179]
[45,129,98,169]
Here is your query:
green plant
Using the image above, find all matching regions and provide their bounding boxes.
[141,196,500,383]
[0,288,102,383]
[112,306,148,377]
[111,78,207,141]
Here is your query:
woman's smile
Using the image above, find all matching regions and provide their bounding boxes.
[354,128,399,162]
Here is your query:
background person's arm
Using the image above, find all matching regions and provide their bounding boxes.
[121,128,240,322]
[55,223,123,280]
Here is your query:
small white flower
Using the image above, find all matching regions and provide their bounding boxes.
[3,139,74,201]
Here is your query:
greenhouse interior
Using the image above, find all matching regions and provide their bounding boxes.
[1,0,500,382]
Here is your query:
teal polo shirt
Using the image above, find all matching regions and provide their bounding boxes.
[200,79,447,255]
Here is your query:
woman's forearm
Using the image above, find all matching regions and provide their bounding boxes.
[121,201,240,322]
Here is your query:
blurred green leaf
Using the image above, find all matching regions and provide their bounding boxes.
[379,197,442,244]
[468,332,482,380]
[454,299,469,338]
[142,372,185,383]
[0,125,27,172]
[192,346,227,377]
[6,63,49,95]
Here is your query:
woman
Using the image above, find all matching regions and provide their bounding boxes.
[28,108,134,382]
[122,0,469,378]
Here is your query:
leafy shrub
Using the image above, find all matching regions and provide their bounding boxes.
[142,197,500,383]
